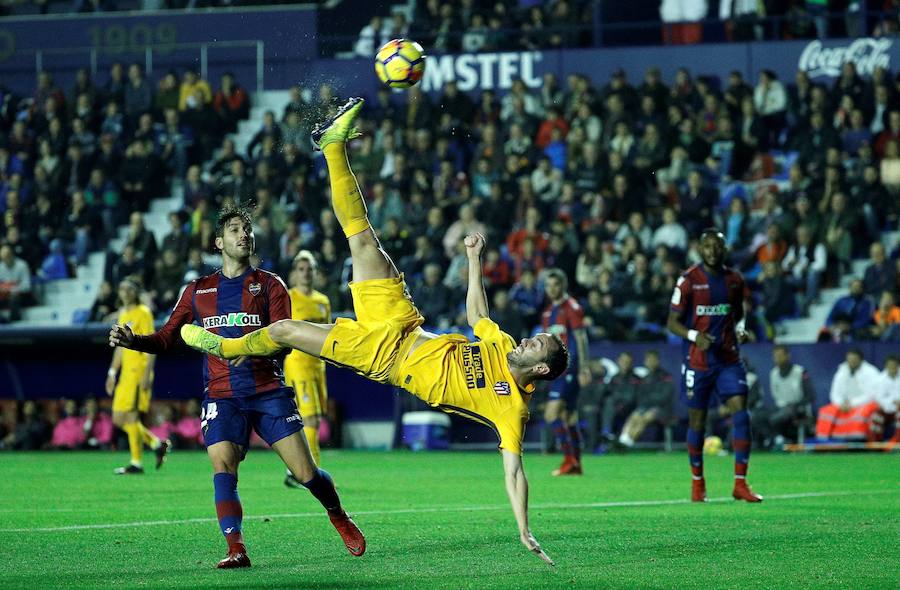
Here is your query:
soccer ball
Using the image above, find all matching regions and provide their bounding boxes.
[703,436,723,456]
[375,39,426,89]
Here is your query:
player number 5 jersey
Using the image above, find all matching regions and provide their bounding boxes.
[670,264,750,370]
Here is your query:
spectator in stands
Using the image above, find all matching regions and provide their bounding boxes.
[617,350,674,448]
[157,109,192,179]
[862,242,895,298]
[462,13,489,52]
[412,262,453,328]
[51,399,86,449]
[354,15,383,57]
[677,169,716,235]
[124,211,158,268]
[600,351,640,443]
[39,238,69,281]
[816,348,882,441]
[183,247,215,283]
[755,345,815,448]
[439,81,474,127]
[124,64,153,129]
[782,224,827,315]
[490,288,525,341]
[82,397,113,449]
[151,248,186,313]
[161,211,189,260]
[177,69,211,112]
[757,261,794,329]
[0,243,32,323]
[175,399,204,449]
[109,243,145,287]
[2,400,50,450]
[869,291,900,342]
[89,280,117,323]
[247,111,282,159]
[821,192,857,276]
[583,288,625,341]
[508,267,543,328]
[149,404,177,443]
[823,279,875,341]
[83,168,119,239]
[212,73,249,135]
[120,140,155,213]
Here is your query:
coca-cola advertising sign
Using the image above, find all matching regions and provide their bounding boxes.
[798,38,892,78]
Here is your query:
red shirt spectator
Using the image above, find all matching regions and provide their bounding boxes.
[535,108,569,149]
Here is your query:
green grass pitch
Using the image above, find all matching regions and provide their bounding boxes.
[0,450,896,589]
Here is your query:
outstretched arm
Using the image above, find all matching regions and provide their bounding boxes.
[109,283,196,353]
[501,450,555,566]
[465,233,489,327]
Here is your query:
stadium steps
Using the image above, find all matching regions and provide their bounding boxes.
[779,230,899,343]
[18,251,107,326]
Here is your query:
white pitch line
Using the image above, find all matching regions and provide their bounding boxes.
[0,490,891,534]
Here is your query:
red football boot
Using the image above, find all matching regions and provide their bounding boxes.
[328,510,366,556]
[691,478,707,502]
[551,456,582,476]
[216,549,251,569]
[733,480,763,502]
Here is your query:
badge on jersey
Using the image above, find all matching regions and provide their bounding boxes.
[493,381,511,396]
[248,282,261,296]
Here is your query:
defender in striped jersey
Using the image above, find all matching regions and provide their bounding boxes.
[667,228,762,503]
[108,208,365,568]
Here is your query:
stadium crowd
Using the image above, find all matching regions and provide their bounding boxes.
[2,44,900,448]
[1,58,900,337]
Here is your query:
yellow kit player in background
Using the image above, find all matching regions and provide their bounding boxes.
[105,277,170,474]
[284,250,331,488]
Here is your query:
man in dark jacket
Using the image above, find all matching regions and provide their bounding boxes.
[617,349,675,447]
[601,351,641,442]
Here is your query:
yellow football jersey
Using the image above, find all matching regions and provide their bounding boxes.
[117,304,154,368]
[285,288,331,369]
[393,318,534,455]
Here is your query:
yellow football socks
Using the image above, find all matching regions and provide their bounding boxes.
[323,142,371,238]
[304,425,321,465]
[124,423,142,466]
[139,423,160,450]
[221,327,284,358]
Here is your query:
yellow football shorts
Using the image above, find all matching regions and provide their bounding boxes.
[286,365,328,416]
[320,276,424,384]
[112,366,152,413]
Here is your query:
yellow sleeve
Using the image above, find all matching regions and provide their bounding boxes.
[473,317,516,349]
[137,307,154,336]
[496,414,525,455]
[324,296,332,322]
[116,309,126,325]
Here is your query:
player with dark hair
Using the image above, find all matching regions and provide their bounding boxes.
[105,276,168,475]
[180,98,567,565]
[667,228,762,503]
[108,207,365,569]
[540,268,589,476]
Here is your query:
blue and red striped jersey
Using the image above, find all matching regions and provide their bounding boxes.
[541,296,584,364]
[670,264,750,370]
[132,268,291,398]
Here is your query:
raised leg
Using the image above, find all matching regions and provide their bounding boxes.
[316,98,399,283]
